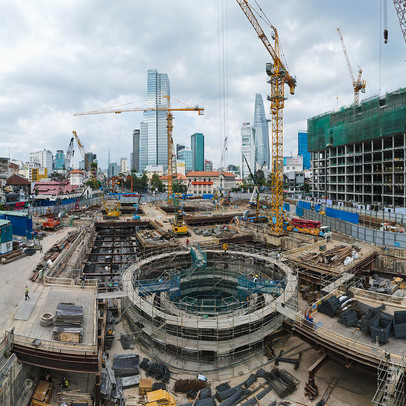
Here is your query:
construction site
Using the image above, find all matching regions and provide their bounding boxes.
[0,1,405,406]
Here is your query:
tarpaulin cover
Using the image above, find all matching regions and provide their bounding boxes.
[325,207,359,224]
[113,354,140,377]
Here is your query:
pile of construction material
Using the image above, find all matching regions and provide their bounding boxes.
[102,355,141,403]
[178,367,299,406]
[53,303,84,343]
[0,248,26,264]
[368,276,404,295]
[140,357,171,383]
[31,230,80,281]
[57,391,92,405]
[300,245,358,266]
[317,295,401,345]
[194,225,237,238]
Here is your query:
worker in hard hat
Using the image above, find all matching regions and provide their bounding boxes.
[25,285,30,300]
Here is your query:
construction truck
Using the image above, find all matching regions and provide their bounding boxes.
[284,218,332,240]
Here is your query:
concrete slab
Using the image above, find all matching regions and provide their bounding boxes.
[14,292,40,320]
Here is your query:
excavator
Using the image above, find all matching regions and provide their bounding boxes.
[172,181,190,236]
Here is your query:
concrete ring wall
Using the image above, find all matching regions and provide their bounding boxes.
[121,249,297,369]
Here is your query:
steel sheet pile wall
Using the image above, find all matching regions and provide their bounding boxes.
[299,207,406,248]
[325,207,359,224]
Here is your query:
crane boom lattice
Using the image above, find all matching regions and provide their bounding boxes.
[236,0,296,235]
[393,0,406,44]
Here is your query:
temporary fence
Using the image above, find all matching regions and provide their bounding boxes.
[299,207,406,248]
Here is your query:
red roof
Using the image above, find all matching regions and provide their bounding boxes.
[186,171,236,178]
[34,180,79,195]
[160,173,187,181]
[6,174,30,186]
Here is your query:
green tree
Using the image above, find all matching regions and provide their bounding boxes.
[302,182,310,194]
[173,181,187,194]
[150,174,164,193]
[256,169,266,186]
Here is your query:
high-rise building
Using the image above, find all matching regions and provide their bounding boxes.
[253,94,270,170]
[191,133,204,171]
[133,129,140,172]
[205,159,213,171]
[54,150,65,170]
[120,157,128,173]
[298,131,311,170]
[84,152,97,172]
[308,87,406,207]
[30,149,53,173]
[241,123,256,179]
[139,69,170,171]
[108,162,120,178]
[176,144,185,159]
[178,148,193,174]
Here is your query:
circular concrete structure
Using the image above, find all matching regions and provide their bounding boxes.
[122,247,297,371]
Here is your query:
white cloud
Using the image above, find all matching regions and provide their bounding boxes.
[0,0,405,169]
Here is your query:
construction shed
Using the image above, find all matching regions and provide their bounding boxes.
[0,211,32,239]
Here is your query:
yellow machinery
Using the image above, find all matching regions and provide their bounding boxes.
[337,27,366,105]
[146,389,176,406]
[74,97,204,205]
[72,131,121,218]
[236,1,296,235]
[172,180,190,236]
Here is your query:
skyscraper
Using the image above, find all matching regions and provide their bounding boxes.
[298,131,311,170]
[132,129,140,172]
[176,144,185,159]
[84,152,96,172]
[253,94,270,170]
[139,69,170,171]
[54,150,65,170]
[191,133,204,171]
[241,123,256,179]
[178,148,193,174]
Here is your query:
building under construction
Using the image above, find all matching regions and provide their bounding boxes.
[309,87,406,207]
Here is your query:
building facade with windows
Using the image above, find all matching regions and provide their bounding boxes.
[253,94,270,170]
[298,131,311,170]
[241,123,256,179]
[54,150,65,170]
[178,148,192,174]
[30,149,53,173]
[191,133,204,171]
[186,171,236,195]
[139,69,170,171]
[204,160,213,171]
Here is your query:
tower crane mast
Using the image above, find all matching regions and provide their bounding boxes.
[236,0,296,235]
[337,27,366,105]
[75,98,204,204]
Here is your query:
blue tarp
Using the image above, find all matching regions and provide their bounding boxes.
[325,207,359,224]
[315,204,321,213]
[283,203,290,212]
[202,194,214,199]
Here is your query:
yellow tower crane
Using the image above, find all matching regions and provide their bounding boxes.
[74,98,204,204]
[236,0,296,235]
[337,27,366,105]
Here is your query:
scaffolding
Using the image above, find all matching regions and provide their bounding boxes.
[307,87,406,152]
[121,246,297,372]
[373,353,405,406]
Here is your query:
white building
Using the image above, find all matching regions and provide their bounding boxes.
[176,160,186,176]
[283,156,303,173]
[120,157,128,174]
[30,149,53,173]
[241,123,256,179]
[186,171,236,195]
[69,170,85,186]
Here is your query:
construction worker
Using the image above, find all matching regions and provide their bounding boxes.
[60,376,69,388]
[186,239,189,246]
[25,285,30,300]
[80,272,86,288]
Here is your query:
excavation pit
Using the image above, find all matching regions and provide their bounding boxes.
[121,245,297,371]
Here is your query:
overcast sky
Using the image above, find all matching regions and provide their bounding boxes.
[0,0,405,169]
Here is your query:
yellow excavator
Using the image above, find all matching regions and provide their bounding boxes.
[172,181,190,236]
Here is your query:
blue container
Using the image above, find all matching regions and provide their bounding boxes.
[0,211,33,239]
[325,207,359,224]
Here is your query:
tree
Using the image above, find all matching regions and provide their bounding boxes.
[173,181,187,194]
[256,169,266,186]
[150,174,164,193]
[302,182,310,194]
